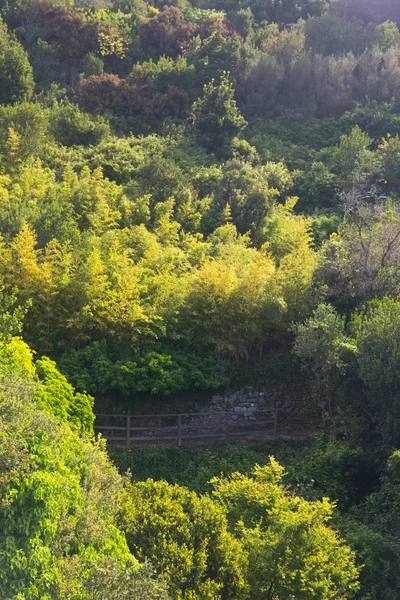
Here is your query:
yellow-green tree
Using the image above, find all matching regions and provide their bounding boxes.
[212,458,360,600]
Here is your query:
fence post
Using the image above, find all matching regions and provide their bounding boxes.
[273,408,278,438]
[126,415,131,449]
[224,412,229,444]
[177,414,182,447]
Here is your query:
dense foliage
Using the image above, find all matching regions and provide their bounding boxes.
[0,332,360,598]
[1,0,400,409]
[3,0,400,596]
[0,330,168,598]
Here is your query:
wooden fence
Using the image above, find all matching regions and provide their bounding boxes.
[94,409,279,448]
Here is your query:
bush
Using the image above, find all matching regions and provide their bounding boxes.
[0,360,167,599]
[121,479,249,599]
[212,459,360,600]
[49,101,110,147]
[59,341,225,396]
[35,356,94,434]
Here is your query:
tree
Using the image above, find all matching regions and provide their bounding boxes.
[0,101,50,164]
[378,134,400,194]
[295,161,338,210]
[293,303,357,387]
[330,126,375,188]
[212,458,360,600]
[305,14,367,57]
[75,72,191,122]
[372,21,400,51]
[0,337,168,599]
[209,159,281,235]
[186,29,243,84]
[192,74,247,152]
[20,0,126,87]
[121,479,249,599]
[0,279,27,338]
[75,73,128,115]
[139,6,199,59]
[351,298,400,441]
[180,234,283,360]
[319,193,400,306]
[35,356,94,434]
[331,0,400,24]
[266,198,318,324]
[49,100,110,147]
[292,303,357,422]
[0,17,33,105]
[21,0,99,60]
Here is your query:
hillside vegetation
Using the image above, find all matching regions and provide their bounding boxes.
[2,0,400,597]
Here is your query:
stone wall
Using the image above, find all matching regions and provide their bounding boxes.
[96,381,320,445]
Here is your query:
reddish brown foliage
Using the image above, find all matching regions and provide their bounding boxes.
[146,85,189,119]
[75,74,127,113]
[21,0,120,60]
[200,14,236,39]
[22,1,99,58]
[75,73,190,120]
[138,7,199,59]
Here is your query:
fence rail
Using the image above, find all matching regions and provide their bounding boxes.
[94,409,280,448]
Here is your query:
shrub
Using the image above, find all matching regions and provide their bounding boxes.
[121,479,249,599]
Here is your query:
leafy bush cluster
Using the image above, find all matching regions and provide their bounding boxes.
[0,333,169,599]
[0,328,359,598]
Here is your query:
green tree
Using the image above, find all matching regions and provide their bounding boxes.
[0,101,50,164]
[35,356,94,435]
[319,198,400,306]
[330,126,375,187]
[192,74,247,152]
[351,298,400,441]
[378,134,400,194]
[212,458,360,600]
[49,100,110,147]
[0,17,33,105]
[0,279,26,338]
[305,14,367,56]
[293,304,356,383]
[121,479,249,599]
[295,162,338,210]
[0,337,167,600]
[209,159,292,236]
[293,304,357,417]
[372,21,400,51]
